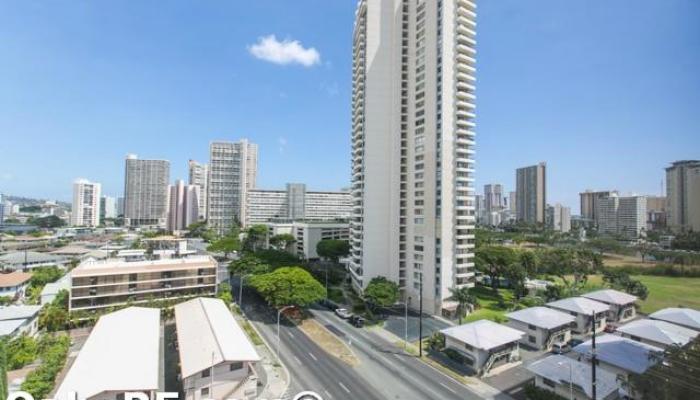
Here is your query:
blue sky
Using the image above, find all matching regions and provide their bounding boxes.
[1,1,698,211]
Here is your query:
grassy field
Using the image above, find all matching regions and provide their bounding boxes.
[463,285,514,323]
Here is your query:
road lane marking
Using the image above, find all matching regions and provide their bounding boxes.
[338,382,351,393]
[294,355,302,365]
[439,382,457,394]
[324,389,333,399]
[287,331,295,338]
[308,352,318,361]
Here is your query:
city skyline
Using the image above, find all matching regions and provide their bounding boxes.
[0,0,698,210]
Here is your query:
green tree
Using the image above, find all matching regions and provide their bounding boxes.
[630,336,700,399]
[364,277,400,309]
[475,246,518,291]
[39,305,68,332]
[520,250,538,276]
[217,282,233,304]
[269,233,296,251]
[448,286,477,324]
[248,267,326,308]
[0,339,7,400]
[21,334,70,399]
[185,221,216,242]
[228,255,271,276]
[316,239,351,263]
[6,335,38,369]
[243,225,269,252]
[602,270,649,300]
[27,215,65,228]
[208,226,241,258]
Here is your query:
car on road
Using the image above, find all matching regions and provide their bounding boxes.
[551,342,571,354]
[335,308,353,319]
[350,315,365,328]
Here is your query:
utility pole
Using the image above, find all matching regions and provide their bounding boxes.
[418,273,423,357]
[591,311,597,400]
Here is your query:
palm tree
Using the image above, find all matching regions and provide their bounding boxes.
[448,286,477,324]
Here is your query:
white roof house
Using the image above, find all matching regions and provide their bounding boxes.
[40,273,71,305]
[506,307,576,329]
[616,319,698,348]
[441,320,525,351]
[573,334,663,374]
[649,307,700,331]
[582,289,637,306]
[0,305,42,321]
[174,297,261,379]
[0,305,42,337]
[54,307,161,400]
[528,355,619,399]
[546,297,610,315]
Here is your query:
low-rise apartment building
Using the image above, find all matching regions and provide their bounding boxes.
[441,320,524,377]
[581,289,637,324]
[54,307,162,400]
[649,307,700,331]
[573,334,663,399]
[546,297,610,334]
[69,255,217,312]
[175,298,260,400]
[528,355,619,400]
[616,319,698,350]
[505,307,575,350]
[265,221,350,260]
[0,271,32,300]
[0,305,41,338]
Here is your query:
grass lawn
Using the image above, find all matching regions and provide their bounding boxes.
[572,274,700,314]
[463,285,514,323]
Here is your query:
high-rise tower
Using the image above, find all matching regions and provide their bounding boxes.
[350,0,477,315]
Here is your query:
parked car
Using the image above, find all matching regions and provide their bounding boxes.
[604,325,616,333]
[349,315,365,328]
[551,342,571,354]
[335,308,353,319]
[568,338,584,348]
[320,298,339,311]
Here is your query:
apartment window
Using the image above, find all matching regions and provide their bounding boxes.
[528,324,536,331]
[201,387,210,397]
[201,368,211,378]
[528,335,536,343]
[230,362,244,371]
[542,378,556,388]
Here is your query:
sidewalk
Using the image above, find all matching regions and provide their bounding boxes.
[232,307,290,399]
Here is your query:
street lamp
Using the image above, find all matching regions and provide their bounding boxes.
[277,305,295,358]
[557,360,574,400]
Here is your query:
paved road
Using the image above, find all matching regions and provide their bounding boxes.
[311,307,487,400]
[383,308,451,342]
[242,290,385,400]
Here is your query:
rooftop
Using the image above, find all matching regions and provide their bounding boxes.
[0,305,42,321]
[649,307,700,331]
[441,320,524,351]
[546,296,610,315]
[50,246,92,255]
[0,319,28,336]
[581,289,637,306]
[573,334,663,374]
[528,355,618,399]
[54,307,161,400]
[71,255,216,277]
[0,271,32,288]
[506,307,576,329]
[175,297,260,379]
[617,319,698,347]
[0,251,63,265]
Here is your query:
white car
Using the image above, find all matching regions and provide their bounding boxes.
[335,308,352,319]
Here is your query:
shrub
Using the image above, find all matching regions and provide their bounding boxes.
[21,334,70,399]
[524,383,568,400]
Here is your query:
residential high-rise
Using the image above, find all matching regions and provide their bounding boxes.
[167,180,200,232]
[484,184,504,213]
[508,191,516,215]
[579,190,617,226]
[597,194,647,238]
[188,160,209,221]
[646,195,667,231]
[116,197,125,217]
[208,140,258,235]
[350,0,477,315]
[516,162,546,224]
[245,184,352,226]
[99,196,117,221]
[71,179,101,227]
[0,194,4,223]
[123,154,170,227]
[546,203,571,233]
[666,160,700,232]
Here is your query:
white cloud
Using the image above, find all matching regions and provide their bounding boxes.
[248,35,321,67]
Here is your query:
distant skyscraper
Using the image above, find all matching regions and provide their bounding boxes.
[597,194,647,238]
[646,195,667,231]
[188,160,209,221]
[484,184,504,213]
[516,162,547,224]
[666,160,700,232]
[207,139,258,234]
[508,191,516,215]
[116,197,125,217]
[350,0,477,315]
[167,180,200,232]
[100,196,117,220]
[71,179,101,227]
[0,194,4,223]
[123,154,170,227]
[547,203,571,233]
[579,190,617,225]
